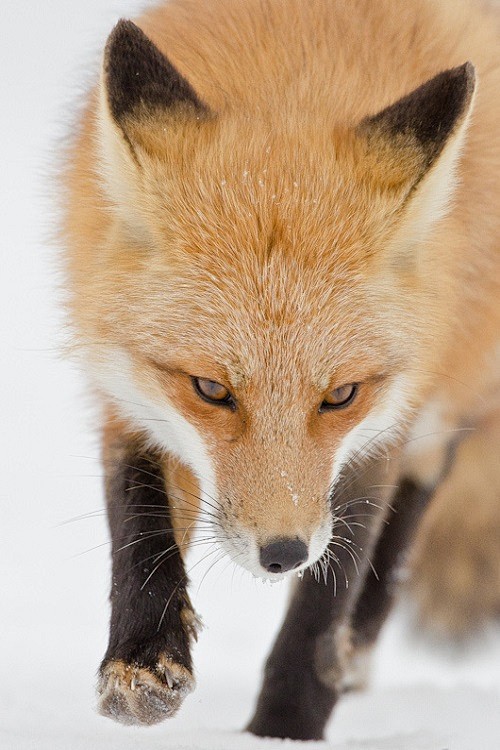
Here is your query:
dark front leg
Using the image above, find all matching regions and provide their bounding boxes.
[247,461,395,741]
[97,417,199,725]
[247,568,343,741]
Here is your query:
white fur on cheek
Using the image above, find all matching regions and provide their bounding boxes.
[330,377,411,486]
[87,347,217,504]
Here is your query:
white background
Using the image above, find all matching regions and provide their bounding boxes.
[1,1,500,748]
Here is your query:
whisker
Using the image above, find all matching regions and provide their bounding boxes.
[69,452,221,510]
[140,537,223,590]
[196,549,233,594]
[335,421,402,488]
[156,546,223,631]
[124,478,221,520]
[132,531,242,574]
[398,425,475,450]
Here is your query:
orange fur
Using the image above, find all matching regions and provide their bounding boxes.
[63,0,500,627]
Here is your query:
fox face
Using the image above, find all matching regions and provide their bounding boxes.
[80,21,475,578]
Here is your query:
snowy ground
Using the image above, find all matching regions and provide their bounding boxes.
[2,1,500,748]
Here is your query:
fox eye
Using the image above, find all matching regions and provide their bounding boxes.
[320,383,358,412]
[192,377,235,407]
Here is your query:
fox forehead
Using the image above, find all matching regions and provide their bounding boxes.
[108,126,412,386]
[122,249,402,392]
[140,119,399,258]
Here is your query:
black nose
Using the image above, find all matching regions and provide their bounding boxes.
[259,537,308,574]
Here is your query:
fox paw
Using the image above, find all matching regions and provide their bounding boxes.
[97,656,195,725]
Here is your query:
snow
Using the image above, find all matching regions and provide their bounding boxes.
[2,1,500,748]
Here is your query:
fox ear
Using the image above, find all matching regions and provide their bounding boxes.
[103,19,207,131]
[97,20,208,222]
[357,63,476,241]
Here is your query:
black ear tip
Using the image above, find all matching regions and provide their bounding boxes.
[111,18,137,34]
[103,15,207,125]
[461,61,476,99]
[439,61,476,126]
[463,60,476,79]
[105,18,147,59]
[460,61,476,83]
[114,18,139,32]
[450,61,476,100]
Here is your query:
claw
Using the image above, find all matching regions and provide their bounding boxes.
[165,671,174,689]
[98,658,195,726]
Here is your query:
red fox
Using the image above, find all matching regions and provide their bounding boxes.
[62,0,500,740]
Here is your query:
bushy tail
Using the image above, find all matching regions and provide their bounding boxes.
[409,416,500,637]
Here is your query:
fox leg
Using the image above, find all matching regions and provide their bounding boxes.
[410,418,500,636]
[329,437,460,694]
[338,478,438,692]
[247,560,355,740]
[97,413,200,725]
[247,460,396,741]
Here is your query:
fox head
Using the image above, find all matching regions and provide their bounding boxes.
[84,20,475,577]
